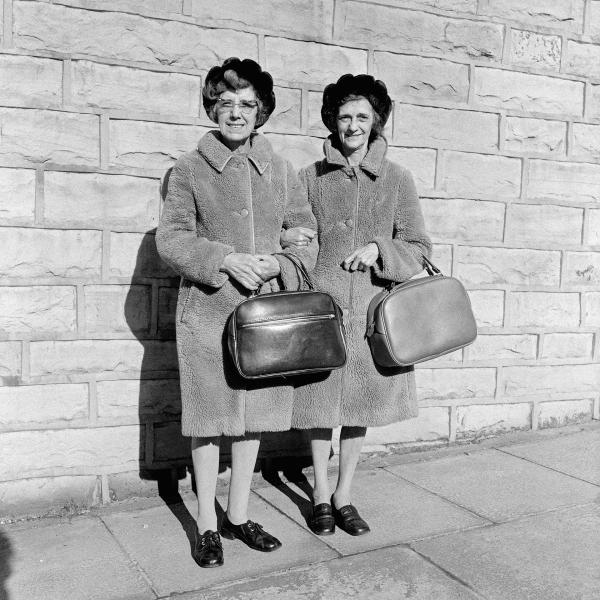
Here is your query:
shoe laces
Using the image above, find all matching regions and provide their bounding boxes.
[201,530,221,547]
[245,520,263,533]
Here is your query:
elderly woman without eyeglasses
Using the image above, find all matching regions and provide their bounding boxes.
[283,74,431,536]
[156,58,317,568]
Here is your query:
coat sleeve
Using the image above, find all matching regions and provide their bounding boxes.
[275,161,319,290]
[371,167,432,283]
[156,159,234,287]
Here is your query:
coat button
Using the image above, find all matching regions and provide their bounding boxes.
[240,209,249,217]
[345,219,353,227]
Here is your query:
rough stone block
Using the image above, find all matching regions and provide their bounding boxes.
[158,286,178,337]
[153,421,189,461]
[262,87,302,133]
[0,383,88,428]
[0,286,76,335]
[563,252,600,286]
[572,123,600,161]
[538,399,593,429]
[528,159,600,203]
[456,403,531,439]
[13,2,258,69]
[109,232,175,279]
[29,340,178,378]
[397,0,476,11]
[507,292,580,327]
[421,198,504,243]
[339,2,503,61]
[590,1,600,38]
[0,229,102,282]
[431,244,452,273]
[468,290,505,327]
[265,38,367,84]
[44,172,160,230]
[66,0,182,12]
[465,334,537,361]
[541,333,593,359]
[0,342,22,383]
[0,108,99,166]
[587,210,600,246]
[83,285,151,336]
[582,292,600,325]
[394,105,498,151]
[0,168,36,226]
[565,40,600,78]
[265,133,322,171]
[374,52,469,104]
[478,0,584,33]
[456,246,561,286]
[97,378,180,420]
[416,367,496,401]
[109,120,207,171]
[589,84,600,120]
[510,30,561,71]
[504,117,565,155]
[386,147,436,193]
[0,54,62,108]
[0,426,140,480]
[502,364,600,396]
[441,151,521,199]
[71,61,201,117]
[473,68,584,117]
[307,91,328,136]
[188,0,333,39]
[364,407,450,446]
[505,204,582,245]
[0,475,100,518]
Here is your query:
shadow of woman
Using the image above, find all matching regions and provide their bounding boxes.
[0,528,12,600]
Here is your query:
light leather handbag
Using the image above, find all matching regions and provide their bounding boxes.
[366,256,477,367]
[228,253,347,379]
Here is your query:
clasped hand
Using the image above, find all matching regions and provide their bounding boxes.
[220,253,280,291]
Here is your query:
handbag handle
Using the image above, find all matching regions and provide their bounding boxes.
[422,255,443,276]
[277,252,314,290]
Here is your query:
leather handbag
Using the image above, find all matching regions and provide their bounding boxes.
[228,253,347,379]
[366,256,477,367]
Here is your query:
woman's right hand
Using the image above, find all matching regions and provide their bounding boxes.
[220,253,266,291]
[280,227,316,248]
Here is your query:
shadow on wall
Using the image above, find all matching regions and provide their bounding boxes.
[0,528,12,600]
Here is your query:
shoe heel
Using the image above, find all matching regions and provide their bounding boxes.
[220,527,235,540]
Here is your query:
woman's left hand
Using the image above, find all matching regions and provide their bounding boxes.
[342,243,380,272]
[254,254,281,281]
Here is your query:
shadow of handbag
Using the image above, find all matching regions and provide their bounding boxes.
[227,253,347,379]
[366,255,477,367]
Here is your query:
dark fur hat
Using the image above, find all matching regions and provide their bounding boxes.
[202,57,275,128]
[321,74,392,134]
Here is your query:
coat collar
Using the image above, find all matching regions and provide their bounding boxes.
[197,130,272,175]
[323,135,387,177]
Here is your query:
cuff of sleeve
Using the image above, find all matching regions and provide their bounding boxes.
[275,254,302,290]
[206,246,234,287]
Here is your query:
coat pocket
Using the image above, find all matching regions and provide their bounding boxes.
[178,279,193,324]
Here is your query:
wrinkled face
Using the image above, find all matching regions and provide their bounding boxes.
[336,97,374,156]
[216,86,259,148]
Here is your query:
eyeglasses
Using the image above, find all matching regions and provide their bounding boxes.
[216,99,259,115]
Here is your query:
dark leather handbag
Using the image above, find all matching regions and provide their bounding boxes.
[228,254,347,379]
[366,256,477,367]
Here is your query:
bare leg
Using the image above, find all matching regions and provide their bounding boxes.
[226,433,261,524]
[191,436,220,533]
[332,426,367,508]
[309,428,333,505]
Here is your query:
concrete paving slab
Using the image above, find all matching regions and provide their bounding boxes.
[189,545,483,600]
[101,490,338,597]
[501,428,600,485]
[256,468,486,556]
[1,517,153,600]
[412,504,600,600]
[387,448,600,522]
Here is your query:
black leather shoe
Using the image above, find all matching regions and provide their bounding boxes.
[221,516,282,552]
[332,499,370,536]
[310,503,335,535]
[193,529,223,568]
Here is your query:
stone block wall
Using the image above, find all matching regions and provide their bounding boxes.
[1,0,599,515]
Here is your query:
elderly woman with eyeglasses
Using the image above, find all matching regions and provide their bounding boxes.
[156,58,317,568]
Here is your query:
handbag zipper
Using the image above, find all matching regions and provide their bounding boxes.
[237,314,337,328]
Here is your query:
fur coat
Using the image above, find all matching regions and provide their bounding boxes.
[156,130,317,438]
[292,136,431,429]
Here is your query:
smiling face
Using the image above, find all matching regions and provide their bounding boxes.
[216,86,259,150]
[336,97,375,158]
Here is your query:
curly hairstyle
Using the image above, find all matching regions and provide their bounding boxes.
[202,57,275,128]
[321,74,392,138]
